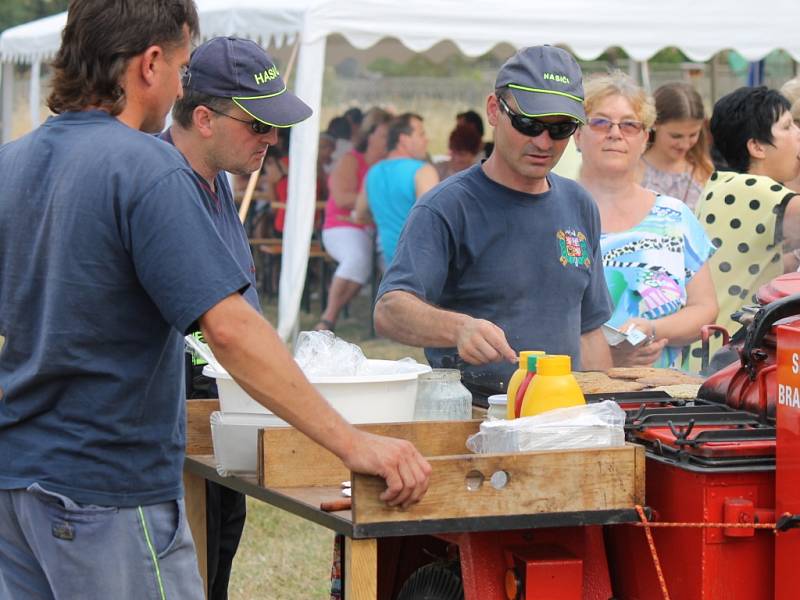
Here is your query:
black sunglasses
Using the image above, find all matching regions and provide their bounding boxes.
[204,105,274,135]
[497,96,579,140]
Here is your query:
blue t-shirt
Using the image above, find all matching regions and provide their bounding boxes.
[0,111,251,507]
[159,130,260,312]
[378,164,612,383]
[365,157,425,264]
[601,194,714,369]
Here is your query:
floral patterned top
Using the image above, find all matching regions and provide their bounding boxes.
[641,159,704,211]
[601,194,714,369]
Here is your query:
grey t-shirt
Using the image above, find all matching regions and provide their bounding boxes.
[377,164,612,384]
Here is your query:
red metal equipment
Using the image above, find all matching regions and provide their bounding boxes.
[387,277,800,600]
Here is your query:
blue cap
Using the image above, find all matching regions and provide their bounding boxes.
[184,37,312,127]
[495,46,585,124]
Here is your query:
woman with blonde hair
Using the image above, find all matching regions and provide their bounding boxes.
[640,82,714,210]
[779,77,800,192]
[575,71,717,369]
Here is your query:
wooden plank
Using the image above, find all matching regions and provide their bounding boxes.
[351,444,642,524]
[186,399,219,456]
[344,538,377,600]
[258,420,481,487]
[183,469,208,599]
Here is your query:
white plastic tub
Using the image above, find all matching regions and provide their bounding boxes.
[202,359,431,424]
[210,411,288,476]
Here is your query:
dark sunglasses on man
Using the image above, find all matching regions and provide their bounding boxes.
[203,105,275,135]
[496,95,580,140]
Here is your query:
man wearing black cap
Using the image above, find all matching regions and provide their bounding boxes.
[0,8,431,598]
[375,46,613,389]
[161,36,313,599]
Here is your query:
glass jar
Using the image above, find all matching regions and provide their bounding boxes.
[414,369,472,421]
[487,394,508,420]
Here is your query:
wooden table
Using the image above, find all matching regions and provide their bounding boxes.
[183,400,646,599]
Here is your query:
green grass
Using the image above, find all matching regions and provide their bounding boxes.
[228,291,426,599]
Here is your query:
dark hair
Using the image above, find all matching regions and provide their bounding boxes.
[354,107,392,153]
[171,91,233,128]
[710,86,791,173]
[387,113,422,152]
[457,109,484,138]
[48,0,199,115]
[449,124,482,155]
[326,116,351,140]
[651,82,713,181]
[344,107,363,126]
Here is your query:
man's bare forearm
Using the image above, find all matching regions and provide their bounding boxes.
[374,290,470,348]
[580,327,613,371]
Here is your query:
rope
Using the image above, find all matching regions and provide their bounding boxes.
[632,505,788,600]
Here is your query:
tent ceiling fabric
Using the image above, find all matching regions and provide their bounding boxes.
[3,0,800,63]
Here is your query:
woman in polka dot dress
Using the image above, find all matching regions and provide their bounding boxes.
[694,87,800,361]
[576,72,718,370]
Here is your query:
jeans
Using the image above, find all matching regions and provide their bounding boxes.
[0,484,204,600]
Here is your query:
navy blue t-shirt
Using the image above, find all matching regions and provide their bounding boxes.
[159,129,259,311]
[378,164,612,383]
[0,111,251,507]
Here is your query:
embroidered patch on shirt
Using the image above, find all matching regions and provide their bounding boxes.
[557,229,591,268]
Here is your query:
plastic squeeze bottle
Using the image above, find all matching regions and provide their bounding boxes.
[513,353,543,419]
[505,351,543,419]
[520,355,585,417]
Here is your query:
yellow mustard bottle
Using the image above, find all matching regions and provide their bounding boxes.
[520,355,585,417]
[505,350,543,420]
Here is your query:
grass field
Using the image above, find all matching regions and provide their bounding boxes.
[227,290,426,599]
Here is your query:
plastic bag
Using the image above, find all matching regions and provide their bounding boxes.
[466,400,626,454]
[293,330,367,376]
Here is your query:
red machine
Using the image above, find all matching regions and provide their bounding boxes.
[386,276,800,600]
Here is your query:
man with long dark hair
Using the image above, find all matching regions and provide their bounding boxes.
[0,3,430,598]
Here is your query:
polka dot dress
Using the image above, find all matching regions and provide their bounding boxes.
[694,171,796,347]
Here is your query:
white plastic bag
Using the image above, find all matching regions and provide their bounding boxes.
[466,400,626,454]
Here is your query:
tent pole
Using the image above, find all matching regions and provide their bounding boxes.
[641,60,651,93]
[238,35,302,224]
[2,62,14,143]
[29,61,41,130]
[710,53,718,105]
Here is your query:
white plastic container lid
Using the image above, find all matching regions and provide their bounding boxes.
[488,394,508,406]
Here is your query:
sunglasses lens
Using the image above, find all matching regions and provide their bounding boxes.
[548,122,578,140]
[619,122,643,135]
[251,122,273,135]
[513,118,546,138]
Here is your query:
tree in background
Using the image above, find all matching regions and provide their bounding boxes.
[0,0,69,34]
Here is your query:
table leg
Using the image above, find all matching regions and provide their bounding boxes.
[183,469,208,599]
[345,537,377,600]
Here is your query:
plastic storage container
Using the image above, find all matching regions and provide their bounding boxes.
[414,369,472,421]
[203,359,431,423]
[210,411,288,476]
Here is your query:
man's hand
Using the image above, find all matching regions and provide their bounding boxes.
[456,317,517,365]
[341,430,432,509]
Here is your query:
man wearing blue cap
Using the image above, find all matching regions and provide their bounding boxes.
[375,46,613,390]
[0,6,431,598]
[162,36,314,599]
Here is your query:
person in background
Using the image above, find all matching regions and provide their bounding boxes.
[328,115,353,166]
[575,72,717,370]
[344,106,363,146]
[355,113,439,270]
[374,46,613,388]
[319,131,336,177]
[316,108,393,331]
[639,82,714,211]
[0,4,432,598]
[435,123,483,180]
[457,108,490,158]
[779,77,800,193]
[694,86,800,348]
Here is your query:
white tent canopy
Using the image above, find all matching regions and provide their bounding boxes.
[3,0,800,340]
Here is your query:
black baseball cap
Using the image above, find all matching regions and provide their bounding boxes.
[184,36,312,127]
[495,46,585,124]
